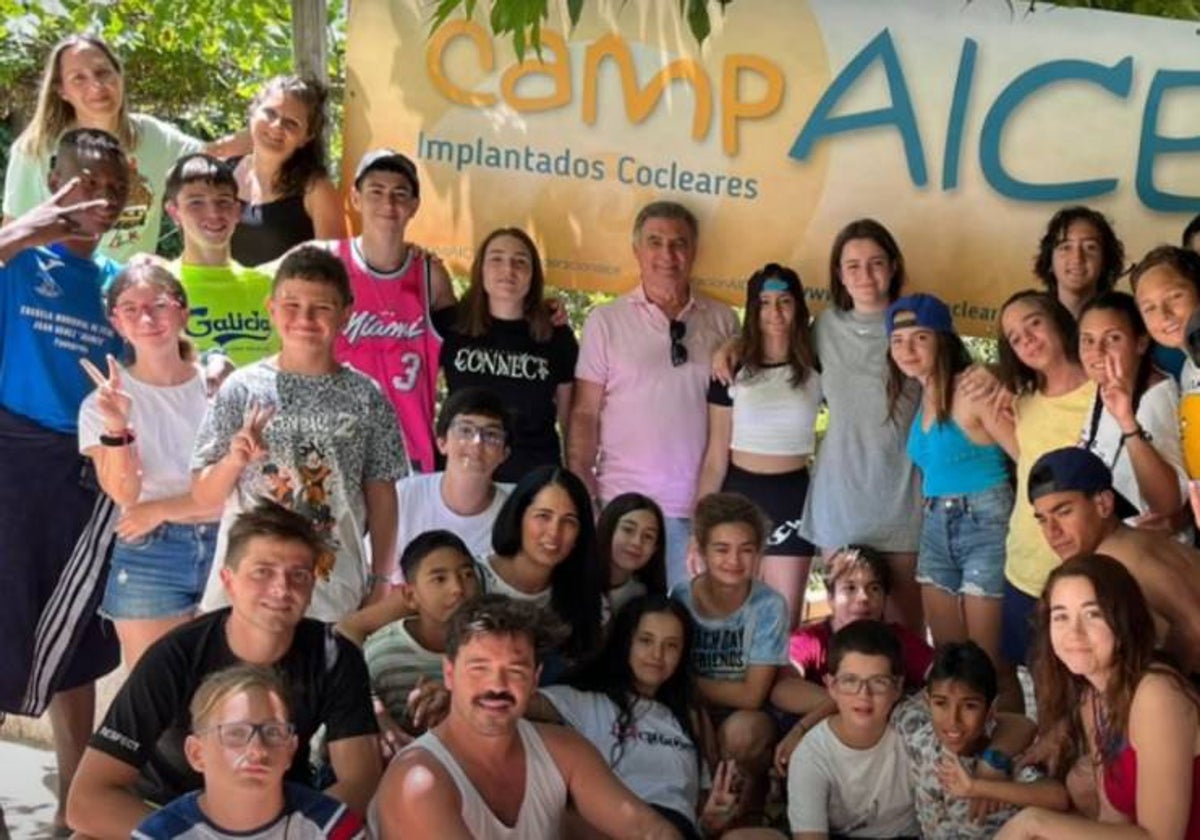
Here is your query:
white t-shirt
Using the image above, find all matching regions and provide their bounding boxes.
[394,472,508,582]
[1081,378,1189,536]
[475,555,552,609]
[78,363,208,503]
[787,719,918,838]
[603,577,648,625]
[540,685,701,827]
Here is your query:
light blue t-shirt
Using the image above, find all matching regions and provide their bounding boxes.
[670,578,788,681]
[0,244,123,433]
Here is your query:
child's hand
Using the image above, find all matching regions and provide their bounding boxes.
[373,703,413,761]
[407,676,451,731]
[699,759,741,830]
[80,354,132,432]
[229,401,274,465]
[116,500,165,542]
[937,754,976,798]
[1098,352,1136,430]
[773,720,807,776]
[11,176,107,249]
[544,296,569,327]
[203,354,236,398]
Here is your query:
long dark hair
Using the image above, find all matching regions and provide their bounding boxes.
[596,493,667,597]
[997,290,1079,394]
[735,263,818,385]
[1078,291,1157,410]
[251,75,328,198]
[1034,206,1125,300]
[568,595,700,769]
[491,466,603,661]
[885,326,971,424]
[1032,554,1199,775]
[456,227,553,343]
[828,219,906,312]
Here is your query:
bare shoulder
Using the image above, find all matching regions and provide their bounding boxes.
[1130,670,1199,728]
[379,745,460,805]
[534,721,597,774]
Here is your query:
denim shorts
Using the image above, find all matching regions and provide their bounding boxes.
[100,521,218,620]
[916,484,1013,599]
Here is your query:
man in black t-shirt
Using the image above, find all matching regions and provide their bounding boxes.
[67,503,381,839]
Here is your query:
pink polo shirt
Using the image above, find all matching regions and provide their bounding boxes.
[576,284,738,517]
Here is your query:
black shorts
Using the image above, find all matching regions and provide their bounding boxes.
[650,805,702,840]
[0,407,118,715]
[721,463,816,557]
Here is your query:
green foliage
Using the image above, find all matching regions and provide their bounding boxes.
[0,0,346,141]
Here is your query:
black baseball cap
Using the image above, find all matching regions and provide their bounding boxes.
[353,149,419,196]
[1027,447,1139,519]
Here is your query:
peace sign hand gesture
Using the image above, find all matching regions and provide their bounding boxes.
[1098,351,1136,431]
[8,177,110,251]
[699,759,742,832]
[79,354,132,432]
[229,401,275,466]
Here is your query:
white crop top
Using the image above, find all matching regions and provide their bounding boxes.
[708,364,822,456]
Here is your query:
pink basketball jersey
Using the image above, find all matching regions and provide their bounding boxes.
[333,238,441,472]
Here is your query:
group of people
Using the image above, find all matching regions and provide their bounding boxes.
[5,29,1200,840]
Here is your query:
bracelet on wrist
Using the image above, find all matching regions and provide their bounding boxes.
[99,429,136,447]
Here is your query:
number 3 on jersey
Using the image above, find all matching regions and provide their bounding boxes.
[390,352,422,393]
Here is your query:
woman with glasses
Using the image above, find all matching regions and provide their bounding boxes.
[436,228,578,484]
[78,260,222,668]
[133,664,366,839]
[698,263,821,629]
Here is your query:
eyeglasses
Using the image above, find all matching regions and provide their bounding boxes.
[449,419,507,448]
[196,720,295,748]
[669,319,688,367]
[831,674,899,696]
[113,298,183,321]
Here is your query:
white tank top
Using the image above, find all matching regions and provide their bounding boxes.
[403,719,566,840]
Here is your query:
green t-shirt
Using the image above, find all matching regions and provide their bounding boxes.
[171,259,279,366]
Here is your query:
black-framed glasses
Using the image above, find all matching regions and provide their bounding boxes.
[448,419,507,448]
[669,319,688,367]
[195,720,295,748]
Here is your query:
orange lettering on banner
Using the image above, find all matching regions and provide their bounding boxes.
[427,20,498,107]
[501,30,572,111]
[582,32,712,140]
[722,54,785,156]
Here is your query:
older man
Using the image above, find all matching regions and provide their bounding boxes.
[569,201,738,587]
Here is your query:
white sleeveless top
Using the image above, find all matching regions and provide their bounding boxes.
[386,719,567,839]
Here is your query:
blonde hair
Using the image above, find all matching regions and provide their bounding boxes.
[16,35,134,159]
[189,664,290,730]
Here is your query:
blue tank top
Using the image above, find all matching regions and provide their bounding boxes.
[906,407,1008,497]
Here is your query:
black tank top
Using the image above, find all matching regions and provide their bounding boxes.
[229,157,315,266]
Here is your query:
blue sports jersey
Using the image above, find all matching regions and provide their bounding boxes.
[0,244,123,433]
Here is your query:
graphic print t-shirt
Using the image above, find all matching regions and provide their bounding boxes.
[192,362,408,620]
[670,579,788,683]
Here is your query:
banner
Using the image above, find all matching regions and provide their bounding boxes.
[343,0,1200,333]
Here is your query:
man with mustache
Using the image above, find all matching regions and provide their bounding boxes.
[1030,446,1200,674]
[371,594,681,839]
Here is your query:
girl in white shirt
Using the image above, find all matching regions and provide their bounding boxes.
[597,493,667,622]
[79,260,221,667]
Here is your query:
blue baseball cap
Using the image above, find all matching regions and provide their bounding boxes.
[1028,447,1139,519]
[886,294,954,337]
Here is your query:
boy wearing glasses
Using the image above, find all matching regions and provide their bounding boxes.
[133,664,366,839]
[190,246,407,621]
[787,619,919,839]
[68,503,380,839]
[391,387,513,569]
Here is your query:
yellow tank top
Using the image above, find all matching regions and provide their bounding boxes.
[1005,380,1098,597]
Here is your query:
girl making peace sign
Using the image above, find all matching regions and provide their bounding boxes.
[78,260,221,667]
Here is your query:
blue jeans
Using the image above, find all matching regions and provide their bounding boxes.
[663,516,693,591]
[917,484,1012,599]
[101,521,218,620]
